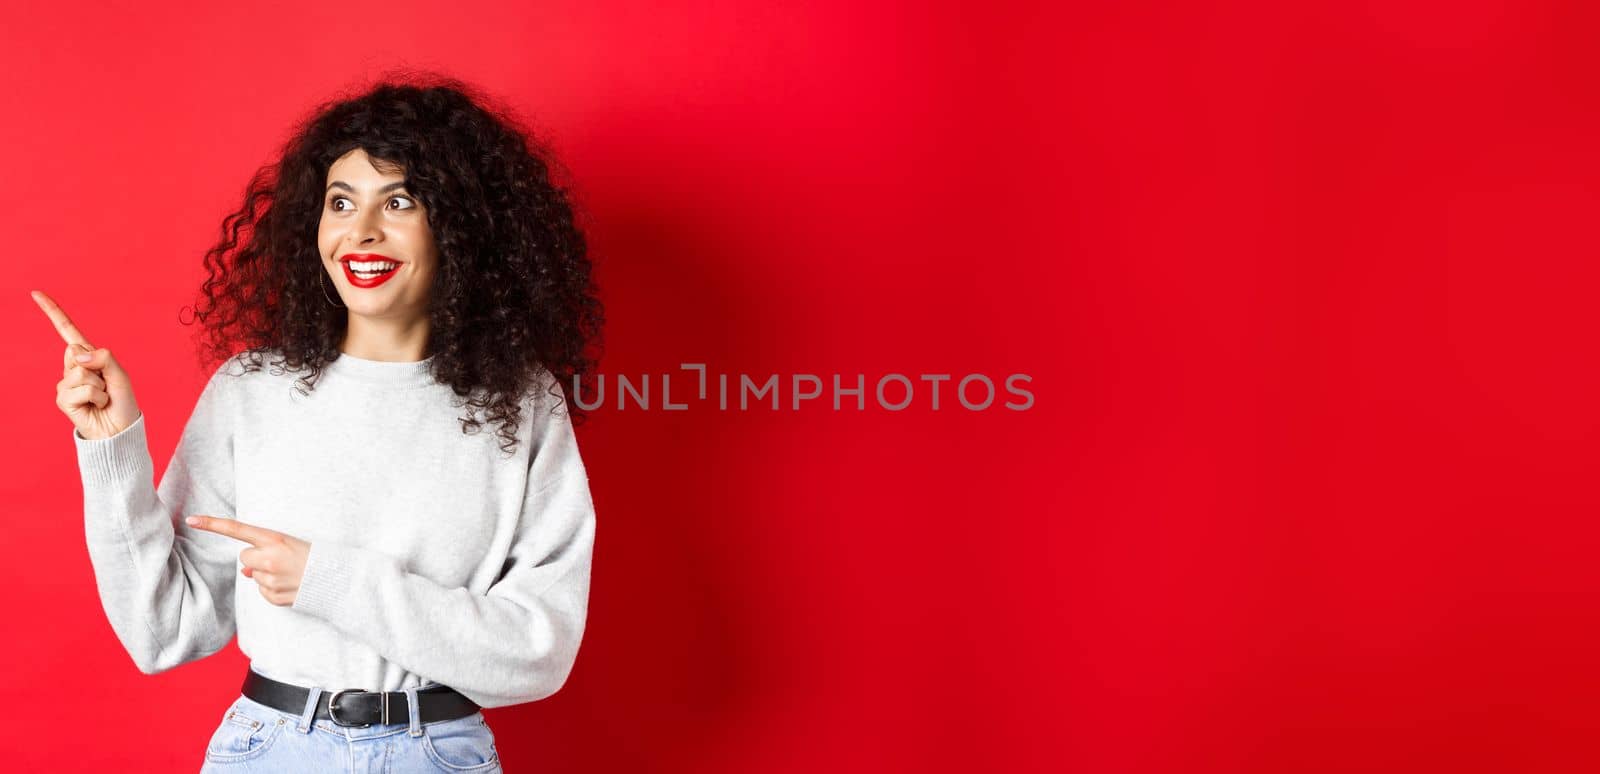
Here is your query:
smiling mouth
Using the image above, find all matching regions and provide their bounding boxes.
[344,260,400,280]
[337,253,405,288]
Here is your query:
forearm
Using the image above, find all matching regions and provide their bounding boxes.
[76,413,237,673]
[291,514,594,709]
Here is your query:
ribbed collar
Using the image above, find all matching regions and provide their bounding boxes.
[324,351,437,387]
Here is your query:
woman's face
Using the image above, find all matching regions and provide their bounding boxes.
[317,147,439,321]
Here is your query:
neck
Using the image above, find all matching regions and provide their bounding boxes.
[340,315,431,362]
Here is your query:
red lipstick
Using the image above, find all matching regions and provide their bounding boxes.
[339,253,404,289]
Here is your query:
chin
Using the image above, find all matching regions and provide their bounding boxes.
[350,298,419,317]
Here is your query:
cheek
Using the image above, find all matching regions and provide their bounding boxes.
[408,228,441,267]
[316,221,336,257]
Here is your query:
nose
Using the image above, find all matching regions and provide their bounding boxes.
[348,209,383,246]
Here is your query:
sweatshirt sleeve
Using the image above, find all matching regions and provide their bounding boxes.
[74,364,241,675]
[290,381,597,709]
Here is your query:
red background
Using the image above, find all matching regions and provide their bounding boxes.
[3,1,1594,771]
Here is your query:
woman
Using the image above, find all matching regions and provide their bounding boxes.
[34,73,603,772]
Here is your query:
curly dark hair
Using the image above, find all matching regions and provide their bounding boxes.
[182,70,604,456]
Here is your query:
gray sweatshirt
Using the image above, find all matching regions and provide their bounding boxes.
[72,350,596,709]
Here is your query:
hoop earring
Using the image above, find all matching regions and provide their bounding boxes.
[320,270,346,308]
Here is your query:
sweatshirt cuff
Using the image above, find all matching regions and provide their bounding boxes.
[74,413,153,489]
[294,539,398,623]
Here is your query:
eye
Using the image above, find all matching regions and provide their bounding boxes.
[329,196,351,212]
[389,196,416,210]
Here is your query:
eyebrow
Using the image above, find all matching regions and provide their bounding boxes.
[325,181,410,195]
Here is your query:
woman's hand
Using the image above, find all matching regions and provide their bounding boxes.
[32,290,143,440]
[185,515,311,607]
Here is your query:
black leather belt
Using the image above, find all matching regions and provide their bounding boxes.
[242,668,481,728]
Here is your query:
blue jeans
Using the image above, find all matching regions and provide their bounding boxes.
[198,685,502,772]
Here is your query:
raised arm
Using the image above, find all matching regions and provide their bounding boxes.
[74,364,242,674]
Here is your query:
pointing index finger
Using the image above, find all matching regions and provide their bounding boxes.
[185,515,278,546]
[29,290,93,350]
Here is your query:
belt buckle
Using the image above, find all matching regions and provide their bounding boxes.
[328,689,373,728]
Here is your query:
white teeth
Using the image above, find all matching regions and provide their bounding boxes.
[349,260,397,272]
